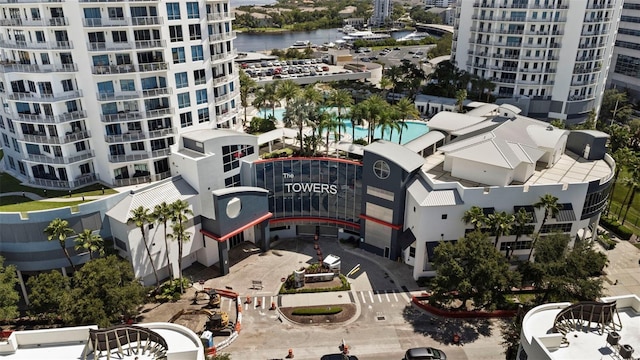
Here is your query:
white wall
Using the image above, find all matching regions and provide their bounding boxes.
[450,157,512,186]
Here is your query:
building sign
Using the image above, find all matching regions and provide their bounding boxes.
[284,183,338,194]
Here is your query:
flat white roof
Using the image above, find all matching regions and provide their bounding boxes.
[522,295,640,360]
[257,128,299,145]
[404,131,445,153]
[427,112,486,133]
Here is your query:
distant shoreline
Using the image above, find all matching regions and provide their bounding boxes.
[231,0,277,7]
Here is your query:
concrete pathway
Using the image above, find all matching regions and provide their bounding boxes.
[602,240,640,297]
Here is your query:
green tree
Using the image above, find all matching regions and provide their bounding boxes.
[462,206,486,231]
[456,89,467,112]
[600,88,633,127]
[0,257,19,320]
[607,147,635,213]
[73,229,105,260]
[67,255,146,327]
[394,98,420,144]
[254,82,280,118]
[283,95,315,154]
[327,89,354,140]
[276,79,300,105]
[239,70,256,127]
[44,218,77,271]
[501,304,526,360]
[170,199,194,293]
[432,231,518,310]
[127,206,159,288]
[487,211,515,248]
[27,270,70,321]
[528,194,562,261]
[154,201,174,280]
[302,85,323,106]
[608,124,632,153]
[318,111,344,156]
[512,208,533,257]
[621,163,640,223]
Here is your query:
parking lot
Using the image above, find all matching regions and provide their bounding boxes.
[351,44,436,69]
[241,58,353,81]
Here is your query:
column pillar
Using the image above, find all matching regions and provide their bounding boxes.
[218,240,230,276]
[61,266,67,278]
[259,221,270,252]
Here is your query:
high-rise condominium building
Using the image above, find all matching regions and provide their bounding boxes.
[608,0,640,102]
[370,0,392,28]
[0,0,239,189]
[452,0,623,123]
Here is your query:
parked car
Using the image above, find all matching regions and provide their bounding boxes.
[404,347,447,360]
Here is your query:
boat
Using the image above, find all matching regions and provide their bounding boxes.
[290,40,312,48]
[397,31,431,42]
[342,31,391,42]
[339,25,357,34]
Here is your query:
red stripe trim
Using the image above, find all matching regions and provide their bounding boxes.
[269,217,360,229]
[253,156,362,166]
[200,212,273,242]
[359,214,402,230]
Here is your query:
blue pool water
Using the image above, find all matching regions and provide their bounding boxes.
[259,108,429,145]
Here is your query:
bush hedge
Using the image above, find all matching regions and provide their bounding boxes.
[600,216,633,240]
[279,274,350,294]
[291,307,343,316]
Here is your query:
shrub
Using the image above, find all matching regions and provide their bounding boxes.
[155,278,190,303]
[353,138,368,146]
[292,307,343,316]
[600,216,633,240]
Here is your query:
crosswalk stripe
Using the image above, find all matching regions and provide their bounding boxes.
[400,291,410,303]
[262,297,266,310]
[385,292,390,302]
[360,291,367,304]
[377,292,382,302]
[227,299,232,311]
[368,291,374,303]
[393,292,398,302]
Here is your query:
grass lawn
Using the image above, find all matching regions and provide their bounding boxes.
[609,167,640,231]
[0,199,89,212]
[0,173,117,198]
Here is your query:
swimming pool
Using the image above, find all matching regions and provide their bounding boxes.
[258,108,429,145]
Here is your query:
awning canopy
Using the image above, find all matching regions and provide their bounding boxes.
[404,131,445,153]
[398,228,417,250]
[200,212,273,242]
[334,141,364,156]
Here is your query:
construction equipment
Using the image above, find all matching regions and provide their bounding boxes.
[193,288,221,308]
[170,309,232,336]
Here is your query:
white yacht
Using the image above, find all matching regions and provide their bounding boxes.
[342,31,391,42]
[290,40,312,48]
[340,25,357,34]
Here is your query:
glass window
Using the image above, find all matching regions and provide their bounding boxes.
[198,108,209,123]
[169,25,183,42]
[172,47,185,64]
[131,142,144,151]
[178,93,191,108]
[189,24,201,40]
[120,79,135,91]
[180,112,193,127]
[166,3,181,20]
[191,45,204,61]
[196,89,207,104]
[175,72,188,88]
[194,69,206,85]
[187,3,199,18]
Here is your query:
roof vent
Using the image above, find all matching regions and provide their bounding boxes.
[546,125,554,131]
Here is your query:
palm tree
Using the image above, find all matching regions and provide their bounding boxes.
[394,98,420,144]
[621,163,640,224]
[462,206,486,231]
[486,211,515,248]
[318,111,344,156]
[302,85,323,106]
[350,102,366,142]
[167,222,191,294]
[154,201,174,280]
[73,229,105,260]
[512,208,533,257]
[44,218,76,271]
[276,79,300,106]
[127,206,159,288]
[386,65,404,96]
[239,69,256,127]
[283,95,315,154]
[456,89,467,112]
[528,194,562,261]
[170,199,194,293]
[361,95,387,143]
[608,148,635,213]
[327,89,354,140]
[253,82,280,118]
[378,77,393,100]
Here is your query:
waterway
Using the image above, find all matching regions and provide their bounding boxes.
[231,0,276,7]
[235,28,413,53]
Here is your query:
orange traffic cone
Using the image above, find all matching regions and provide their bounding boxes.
[270,302,276,310]
[287,348,294,358]
[245,296,252,304]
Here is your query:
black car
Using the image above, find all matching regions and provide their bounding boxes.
[404,347,447,360]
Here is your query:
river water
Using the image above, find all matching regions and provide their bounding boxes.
[235,28,413,52]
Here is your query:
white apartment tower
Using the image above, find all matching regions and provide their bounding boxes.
[0,0,239,189]
[608,0,640,102]
[370,0,392,28]
[453,0,623,123]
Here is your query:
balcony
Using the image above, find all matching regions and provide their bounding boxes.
[82,16,162,28]
[100,107,174,123]
[578,42,606,49]
[80,0,159,2]
[26,150,95,165]
[571,78,598,86]
[96,87,171,101]
[113,170,170,187]
[207,12,235,21]
[210,50,238,63]
[215,108,239,122]
[208,31,237,43]
[16,110,87,124]
[576,55,603,62]
[20,130,91,144]
[104,127,175,143]
[0,0,63,3]
[0,17,68,26]
[87,40,165,52]
[567,95,595,102]
[213,73,234,85]
[92,62,167,75]
[29,173,99,189]
[0,39,72,50]
[0,62,77,73]
[108,148,171,163]
[8,90,82,102]
[574,66,602,74]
